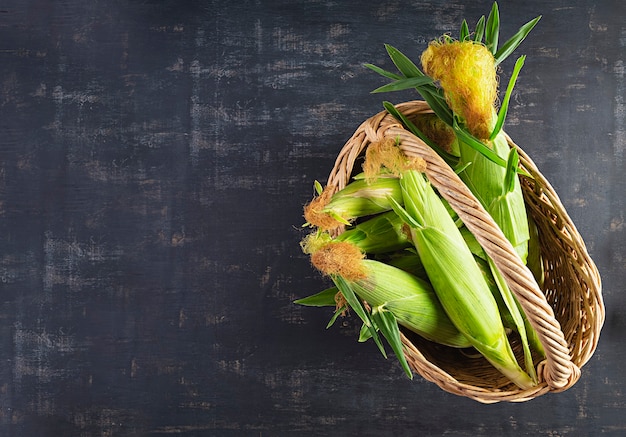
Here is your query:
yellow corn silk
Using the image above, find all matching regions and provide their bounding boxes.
[421,38,530,262]
[303,176,404,231]
[421,40,497,141]
[412,113,457,155]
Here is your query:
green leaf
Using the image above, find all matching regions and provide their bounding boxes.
[474,15,486,43]
[490,55,526,140]
[454,161,472,175]
[494,16,541,65]
[452,118,507,168]
[503,147,520,195]
[294,286,338,307]
[460,19,470,41]
[333,276,387,357]
[364,63,403,81]
[417,88,455,127]
[371,76,434,93]
[371,308,413,379]
[328,211,352,226]
[384,44,424,78]
[314,180,323,196]
[382,101,458,167]
[388,195,423,229]
[487,256,537,383]
[485,2,500,54]
[326,305,347,329]
[358,322,373,342]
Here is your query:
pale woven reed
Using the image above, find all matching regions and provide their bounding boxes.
[325,100,604,403]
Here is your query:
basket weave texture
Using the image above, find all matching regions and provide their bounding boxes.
[325,100,604,403]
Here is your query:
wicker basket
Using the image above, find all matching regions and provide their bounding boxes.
[324,100,604,403]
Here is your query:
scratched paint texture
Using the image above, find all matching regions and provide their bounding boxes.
[0,0,624,435]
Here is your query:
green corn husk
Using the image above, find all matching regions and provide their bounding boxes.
[391,169,535,389]
[385,249,427,278]
[457,129,530,262]
[388,236,543,360]
[348,259,472,349]
[296,236,474,378]
[323,176,402,222]
[335,210,412,254]
[462,224,545,367]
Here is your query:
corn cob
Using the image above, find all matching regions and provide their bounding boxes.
[299,234,473,378]
[390,167,535,389]
[303,176,402,230]
[420,40,530,262]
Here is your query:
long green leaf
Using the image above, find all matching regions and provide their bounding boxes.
[460,19,470,41]
[487,256,538,383]
[371,76,434,93]
[371,308,413,379]
[494,16,541,65]
[333,276,387,357]
[388,194,423,230]
[490,55,526,140]
[294,286,338,307]
[382,101,459,167]
[327,305,347,329]
[485,2,500,54]
[364,63,403,81]
[474,15,486,43]
[384,44,424,77]
[453,118,507,168]
[420,87,455,126]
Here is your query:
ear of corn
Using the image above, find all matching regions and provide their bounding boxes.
[458,131,530,262]
[303,176,403,230]
[416,34,538,380]
[323,177,403,221]
[350,259,472,349]
[391,169,535,389]
[298,233,476,378]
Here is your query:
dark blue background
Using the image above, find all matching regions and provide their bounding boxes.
[0,1,624,435]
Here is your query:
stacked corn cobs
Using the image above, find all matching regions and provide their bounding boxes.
[296,3,547,390]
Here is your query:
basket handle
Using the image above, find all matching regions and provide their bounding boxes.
[383,125,580,391]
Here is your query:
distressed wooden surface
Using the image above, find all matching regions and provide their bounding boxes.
[0,0,624,435]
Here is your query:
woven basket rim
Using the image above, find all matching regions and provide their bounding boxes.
[323,100,604,403]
